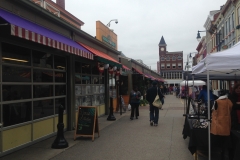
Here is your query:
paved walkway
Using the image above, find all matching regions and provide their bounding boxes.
[1,95,203,160]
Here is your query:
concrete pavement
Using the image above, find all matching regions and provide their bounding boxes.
[1,95,204,160]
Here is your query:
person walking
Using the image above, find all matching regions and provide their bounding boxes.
[129,86,141,120]
[146,81,164,126]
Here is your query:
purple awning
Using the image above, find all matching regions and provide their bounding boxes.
[0,8,93,60]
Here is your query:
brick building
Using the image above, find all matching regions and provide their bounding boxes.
[158,36,183,87]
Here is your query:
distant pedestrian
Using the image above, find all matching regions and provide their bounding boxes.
[129,86,141,120]
[146,81,164,126]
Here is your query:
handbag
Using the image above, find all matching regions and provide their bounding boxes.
[152,87,162,109]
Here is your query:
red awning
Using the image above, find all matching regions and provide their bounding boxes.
[122,65,131,71]
[143,74,150,78]
[78,42,121,68]
[133,67,143,75]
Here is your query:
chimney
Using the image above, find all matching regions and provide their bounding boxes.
[56,0,65,9]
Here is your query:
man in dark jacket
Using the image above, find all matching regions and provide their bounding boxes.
[146,81,164,126]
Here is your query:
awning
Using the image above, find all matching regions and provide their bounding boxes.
[156,78,165,82]
[0,8,93,60]
[132,67,143,75]
[122,65,131,71]
[78,42,122,68]
[143,74,150,78]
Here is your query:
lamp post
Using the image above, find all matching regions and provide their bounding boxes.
[107,66,117,121]
[106,19,118,27]
[196,30,206,42]
[184,52,197,115]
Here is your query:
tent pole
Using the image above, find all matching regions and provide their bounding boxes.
[207,70,211,160]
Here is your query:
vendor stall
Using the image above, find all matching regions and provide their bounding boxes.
[190,41,240,160]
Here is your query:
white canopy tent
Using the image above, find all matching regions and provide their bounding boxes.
[191,41,240,160]
[192,41,240,75]
[180,80,206,86]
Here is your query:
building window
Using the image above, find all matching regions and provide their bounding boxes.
[172,63,176,69]
[166,56,170,61]
[177,56,182,60]
[225,21,228,36]
[232,12,235,30]
[161,56,165,61]
[2,42,67,127]
[178,63,182,68]
[238,7,240,25]
[172,56,176,61]
[161,64,165,69]
[75,62,105,110]
[166,63,170,69]
[229,17,231,33]
[176,72,179,79]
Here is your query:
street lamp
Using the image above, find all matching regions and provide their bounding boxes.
[185,52,197,71]
[196,30,206,42]
[106,19,118,27]
[107,66,117,121]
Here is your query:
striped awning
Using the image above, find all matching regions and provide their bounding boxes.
[143,74,150,78]
[122,65,131,71]
[0,8,93,60]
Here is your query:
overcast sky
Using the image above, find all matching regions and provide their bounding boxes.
[54,0,227,70]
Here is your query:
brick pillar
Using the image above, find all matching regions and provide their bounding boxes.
[56,0,65,9]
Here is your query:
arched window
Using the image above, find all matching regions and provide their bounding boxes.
[166,56,170,61]
[177,56,182,60]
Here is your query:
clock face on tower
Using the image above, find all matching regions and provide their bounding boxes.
[161,47,165,51]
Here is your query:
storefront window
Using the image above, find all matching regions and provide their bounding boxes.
[3,102,32,127]
[92,76,99,84]
[82,75,91,84]
[1,42,67,128]
[33,85,53,98]
[33,69,53,82]
[33,99,54,120]
[55,71,66,83]
[99,94,105,104]
[92,95,100,106]
[75,86,82,95]
[2,43,31,66]
[3,85,31,101]
[55,85,66,96]
[75,96,81,110]
[82,96,91,106]
[2,66,31,82]
[75,61,105,110]
[54,55,66,71]
[33,50,53,68]
[82,62,91,74]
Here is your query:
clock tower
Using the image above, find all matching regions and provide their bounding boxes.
[158,36,167,54]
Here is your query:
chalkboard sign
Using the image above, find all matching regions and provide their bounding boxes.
[74,106,99,141]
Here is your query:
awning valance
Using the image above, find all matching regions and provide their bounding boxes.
[132,67,143,75]
[143,74,150,78]
[122,65,131,71]
[78,42,122,68]
[0,8,93,60]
